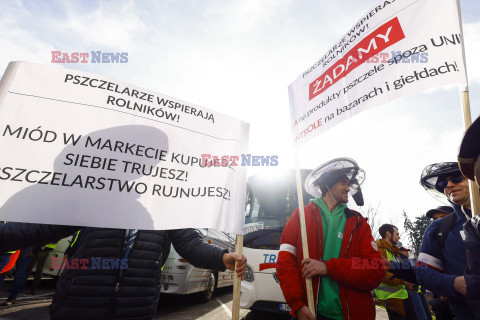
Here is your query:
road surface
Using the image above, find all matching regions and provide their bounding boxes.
[0,279,389,319]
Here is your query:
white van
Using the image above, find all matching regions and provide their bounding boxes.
[160,228,236,302]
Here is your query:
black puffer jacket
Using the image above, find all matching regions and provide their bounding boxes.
[0,223,227,320]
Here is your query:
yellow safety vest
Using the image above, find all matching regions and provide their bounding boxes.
[45,242,57,250]
[374,249,408,300]
[70,230,81,248]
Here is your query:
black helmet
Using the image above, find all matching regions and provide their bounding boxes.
[458,115,480,187]
[304,157,365,206]
[420,162,461,202]
[425,205,454,219]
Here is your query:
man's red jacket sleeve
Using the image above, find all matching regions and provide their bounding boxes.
[276,208,307,314]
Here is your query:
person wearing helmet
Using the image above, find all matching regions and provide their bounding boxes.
[426,206,454,221]
[458,115,480,318]
[276,158,385,320]
[416,162,475,319]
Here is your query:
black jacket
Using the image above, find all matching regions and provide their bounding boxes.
[0,223,227,320]
[464,215,480,318]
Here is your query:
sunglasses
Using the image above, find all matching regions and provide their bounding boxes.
[436,175,464,190]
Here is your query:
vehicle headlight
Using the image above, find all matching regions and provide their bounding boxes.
[243,265,254,282]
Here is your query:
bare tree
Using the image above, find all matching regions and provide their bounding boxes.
[403,210,431,258]
[358,203,404,242]
[358,202,381,240]
[387,215,403,234]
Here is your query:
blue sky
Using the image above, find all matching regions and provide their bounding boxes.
[0,0,479,241]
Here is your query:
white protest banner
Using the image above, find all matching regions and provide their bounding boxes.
[0,61,249,234]
[289,0,468,146]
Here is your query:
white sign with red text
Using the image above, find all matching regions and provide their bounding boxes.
[0,62,248,234]
[289,0,468,146]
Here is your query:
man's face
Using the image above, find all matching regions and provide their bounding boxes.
[399,249,409,257]
[388,228,400,245]
[443,176,470,206]
[432,211,448,221]
[329,178,350,204]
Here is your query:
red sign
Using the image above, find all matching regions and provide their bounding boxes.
[309,17,405,100]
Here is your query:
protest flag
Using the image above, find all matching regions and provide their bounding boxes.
[0,61,250,320]
[288,0,478,313]
[0,61,250,233]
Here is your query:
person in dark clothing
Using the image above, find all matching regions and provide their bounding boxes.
[0,247,34,306]
[25,243,56,295]
[461,216,480,317]
[0,223,246,320]
[458,115,480,318]
[416,288,433,320]
[426,206,454,221]
[424,207,455,320]
[416,162,475,319]
[428,295,455,320]
[398,247,431,320]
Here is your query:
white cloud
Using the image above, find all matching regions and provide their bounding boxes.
[60,1,146,49]
[204,0,292,34]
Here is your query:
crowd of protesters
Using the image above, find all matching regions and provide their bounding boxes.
[276,115,480,320]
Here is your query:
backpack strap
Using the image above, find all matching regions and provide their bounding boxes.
[436,213,457,249]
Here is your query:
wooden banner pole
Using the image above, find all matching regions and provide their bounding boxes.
[460,91,480,216]
[456,0,479,215]
[294,155,316,315]
[232,121,249,320]
[232,234,243,320]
